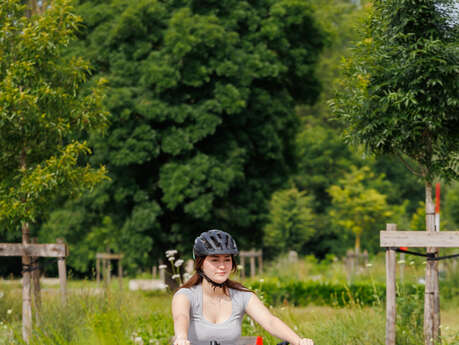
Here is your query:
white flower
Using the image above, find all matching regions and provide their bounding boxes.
[158,265,167,270]
[134,336,144,345]
[172,274,180,280]
[409,261,415,265]
[168,256,175,262]
[397,260,406,264]
[165,249,178,258]
[259,279,264,283]
[7,309,12,315]
[0,291,4,298]
[237,265,243,270]
[366,263,373,268]
[174,259,184,267]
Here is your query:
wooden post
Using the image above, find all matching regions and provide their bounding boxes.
[118,257,123,290]
[363,250,369,267]
[31,238,41,326]
[22,222,32,344]
[257,252,263,275]
[434,185,441,340]
[103,258,108,289]
[56,239,67,305]
[108,260,112,284]
[152,266,157,278]
[159,260,165,283]
[240,256,245,279]
[386,223,397,345]
[250,254,256,278]
[0,239,68,344]
[424,184,436,345]
[96,257,100,285]
[381,229,459,345]
[346,249,354,284]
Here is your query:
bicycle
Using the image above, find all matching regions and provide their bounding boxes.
[209,340,290,345]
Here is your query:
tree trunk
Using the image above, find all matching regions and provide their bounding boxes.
[424,182,440,345]
[22,222,32,344]
[31,238,41,326]
[20,149,32,344]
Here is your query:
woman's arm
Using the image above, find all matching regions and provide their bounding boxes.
[171,293,191,345]
[245,294,313,345]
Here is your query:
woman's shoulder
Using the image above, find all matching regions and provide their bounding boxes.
[230,288,255,308]
[174,284,200,298]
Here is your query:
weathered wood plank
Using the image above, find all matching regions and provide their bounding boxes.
[0,243,68,257]
[96,253,124,260]
[385,224,397,345]
[380,231,459,248]
[239,250,262,257]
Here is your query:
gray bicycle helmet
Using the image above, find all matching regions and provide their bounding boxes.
[193,229,238,258]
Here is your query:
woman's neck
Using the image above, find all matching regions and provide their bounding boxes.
[202,278,226,297]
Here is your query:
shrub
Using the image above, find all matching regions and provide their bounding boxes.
[246,278,424,307]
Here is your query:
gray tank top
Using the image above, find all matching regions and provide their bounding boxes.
[175,284,254,345]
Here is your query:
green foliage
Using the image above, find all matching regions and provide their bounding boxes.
[396,284,424,345]
[44,0,327,273]
[247,277,424,307]
[0,0,109,232]
[328,166,393,253]
[263,188,315,257]
[331,0,459,183]
[294,124,363,213]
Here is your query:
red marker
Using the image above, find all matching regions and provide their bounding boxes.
[435,183,440,231]
[400,247,408,251]
[256,336,263,345]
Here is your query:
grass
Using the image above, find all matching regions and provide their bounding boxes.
[1,254,458,345]
[1,286,458,345]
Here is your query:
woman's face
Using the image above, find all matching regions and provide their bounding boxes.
[202,254,233,284]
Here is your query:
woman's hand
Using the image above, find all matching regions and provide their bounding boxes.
[173,336,190,345]
[297,338,314,345]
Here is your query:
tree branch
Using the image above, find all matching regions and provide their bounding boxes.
[396,152,424,177]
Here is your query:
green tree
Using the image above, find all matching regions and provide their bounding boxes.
[328,166,393,253]
[331,0,458,183]
[331,1,458,342]
[0,0,108,339]
[264,187,315,257]
[43,0,327,272]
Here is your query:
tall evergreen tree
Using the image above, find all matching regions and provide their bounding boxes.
[41,0,327,272]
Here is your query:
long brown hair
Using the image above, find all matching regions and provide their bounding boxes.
[178,255,252,296]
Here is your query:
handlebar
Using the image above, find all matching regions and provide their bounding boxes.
[210,340,290,345]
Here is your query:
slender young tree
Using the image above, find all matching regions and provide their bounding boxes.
[331,1,458,343]
[0,0,108,341]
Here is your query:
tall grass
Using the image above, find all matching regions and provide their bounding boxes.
[1,254,457,345]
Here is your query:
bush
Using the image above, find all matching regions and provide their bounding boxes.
[246,278,424,307]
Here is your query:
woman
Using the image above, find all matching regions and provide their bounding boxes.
[172,229,314,345]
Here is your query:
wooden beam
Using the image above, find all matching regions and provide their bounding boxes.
[96,253,124,260]
[239,250,262,257]
[380,231,459,248]
[385,224,397,345]
[0,243,68,257]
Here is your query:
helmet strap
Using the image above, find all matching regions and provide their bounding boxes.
[198,270,227,289]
